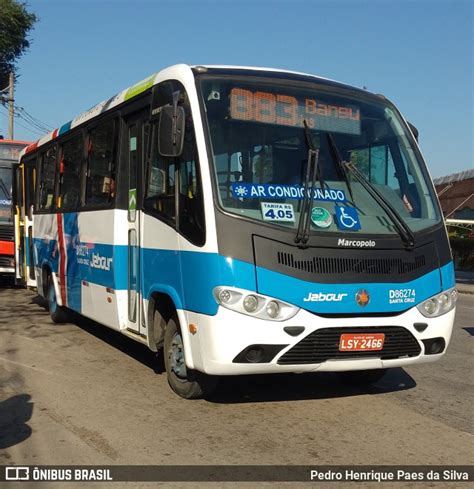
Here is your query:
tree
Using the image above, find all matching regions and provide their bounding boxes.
[0,0,37,90]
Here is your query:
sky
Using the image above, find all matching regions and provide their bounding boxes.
[2,0,473,178]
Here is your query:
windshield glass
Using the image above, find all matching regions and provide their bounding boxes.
[0,143,24,162]
[200,77,440,236]
[0,166,12,222]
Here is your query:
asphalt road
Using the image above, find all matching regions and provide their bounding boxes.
[0,282,472,487]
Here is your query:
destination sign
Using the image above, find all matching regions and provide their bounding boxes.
[229,87,361,135]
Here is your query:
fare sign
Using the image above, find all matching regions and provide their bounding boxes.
[229,87,361,135]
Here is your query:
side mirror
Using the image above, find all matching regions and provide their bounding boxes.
[158,105,185,157]
[407,121,419,142]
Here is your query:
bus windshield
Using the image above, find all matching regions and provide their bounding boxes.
[200,77,441,236]
[0,166,12,222]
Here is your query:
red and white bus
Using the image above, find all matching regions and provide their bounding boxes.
[0,139,31,275]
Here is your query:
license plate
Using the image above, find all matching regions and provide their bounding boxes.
[339,333,385,352]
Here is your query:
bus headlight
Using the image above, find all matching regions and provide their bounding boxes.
[213,287,299,321]
[218,289,232,304]
[266,301,280,319]
[243,295,259,313]
[417,288,457,318]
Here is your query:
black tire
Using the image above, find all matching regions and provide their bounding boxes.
[338,369,387,386]
[47,276,70,324]
[163,315,217,399]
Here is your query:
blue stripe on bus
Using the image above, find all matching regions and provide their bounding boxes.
[256,263,451,314]
[25,235,31,267]
[34,238,128,313]
[58,121,72,135]
[33,234,455,316]
[141,249,256,314]
[440,260,455,289]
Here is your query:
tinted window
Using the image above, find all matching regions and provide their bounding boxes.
[38,148,56,211]
[145,145,176,222]
[177,123,205,246]
[59,135,83,210]
[145,80,205,245]
[86,120,116,206]
[0,166,12,222]
[201,77,440,234]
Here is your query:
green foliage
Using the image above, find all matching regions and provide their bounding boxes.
[449,235,474,271]
[0,0,37,89]
[350,148,370,178]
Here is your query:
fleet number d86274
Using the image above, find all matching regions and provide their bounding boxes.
[389,288,416,304]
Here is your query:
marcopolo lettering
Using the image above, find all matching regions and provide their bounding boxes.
[337,238,376,248]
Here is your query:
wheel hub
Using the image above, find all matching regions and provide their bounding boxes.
[169,332,187,379]
[49,285,57,313]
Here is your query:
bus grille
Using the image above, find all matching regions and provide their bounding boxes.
[0,225,14,241]
[0,256,13,267]
[277,252,426,276]
[277,326,421,365]
[253,235,438,284]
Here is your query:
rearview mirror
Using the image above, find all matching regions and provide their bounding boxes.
[158,105,185,157]
[407,121,419,142]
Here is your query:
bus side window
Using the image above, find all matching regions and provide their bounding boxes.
[26,164,35,219]
[144,139,176,223]
[85,119,116,207]
[177,118,205,246]
[144,80,205,246]
[38,148,56,211]
[351,145,397,188]
[58,134,83,210]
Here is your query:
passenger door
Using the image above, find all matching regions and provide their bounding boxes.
[24,162,36,287]
[125,114,148,335]
[12,162,24,283]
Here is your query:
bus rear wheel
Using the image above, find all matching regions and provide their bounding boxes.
[338,369,387,386]
[164,315,217,399]
[48,276,70,324]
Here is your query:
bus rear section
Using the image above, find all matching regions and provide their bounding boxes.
[0,139,31,276]
[12,157,37,287]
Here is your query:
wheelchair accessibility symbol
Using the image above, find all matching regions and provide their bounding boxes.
[335,205,361,231]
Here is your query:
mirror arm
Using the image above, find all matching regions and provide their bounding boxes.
[172,91,180,146]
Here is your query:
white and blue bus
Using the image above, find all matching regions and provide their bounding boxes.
[17,64,457,398]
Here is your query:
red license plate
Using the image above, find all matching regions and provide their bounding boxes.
[339,333,385,352]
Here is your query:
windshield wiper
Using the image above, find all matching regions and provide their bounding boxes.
[344,161,415,250]
[0,178,11,200]
[295,121,320,247]
[326,133,354,203]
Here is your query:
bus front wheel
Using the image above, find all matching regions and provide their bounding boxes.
[48,277,70,324]
[164,315,217,399]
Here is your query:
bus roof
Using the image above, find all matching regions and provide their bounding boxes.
[0,139,32,145]
[20,64,375,158]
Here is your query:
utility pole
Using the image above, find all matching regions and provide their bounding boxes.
[8,72,14,140]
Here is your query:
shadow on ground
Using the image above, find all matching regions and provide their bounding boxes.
[206,367,416,404]
[28,293,417,403]
[0,394,33,449]
[51,308,164,374]
[0,276,16,289]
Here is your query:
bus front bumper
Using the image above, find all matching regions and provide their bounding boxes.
[183,305,456,376]
[0,266,15,275]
